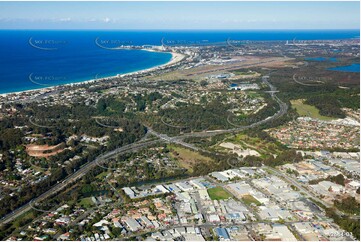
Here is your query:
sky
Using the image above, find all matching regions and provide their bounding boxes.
[0,1,359,30]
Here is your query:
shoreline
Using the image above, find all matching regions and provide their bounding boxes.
[118,49,185,77]
[0,49,185,97]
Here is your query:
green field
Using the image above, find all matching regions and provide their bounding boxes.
[291,99,335,121]
[168,145,213,173]
[207,187,232,200]
[241,195,262,206]
[218,133,285,158]
[78,197,94,208]
[96,171,109,180]
[246,91,262,99]
[233,70,258,76]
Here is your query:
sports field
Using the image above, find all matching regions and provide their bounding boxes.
[207,187,233,200]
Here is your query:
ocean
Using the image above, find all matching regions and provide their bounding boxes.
[0,29,359,94]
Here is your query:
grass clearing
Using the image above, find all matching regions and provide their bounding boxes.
[241,195,262,206]
[78,197,94,208]
[246,91,262,99]
[218,133,285,158]
[168,145,212,173]
[96,171,109,180]
[291,99,335,121]
[207,187,233,200]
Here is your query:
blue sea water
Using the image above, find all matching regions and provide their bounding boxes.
[0,29,359,94]
[305,57,338,62]
[305,57,327,62]
[328,63,360,73]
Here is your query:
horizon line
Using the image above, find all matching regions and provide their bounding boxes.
[0,28,360,31]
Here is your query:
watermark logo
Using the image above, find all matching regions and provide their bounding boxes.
[28,114,71,129]
[161,116,189,129]
[157,157,185,173]
[28,72,104,87]
[28,37,67,51]
[289,200,312,212]
[160,114,213,132]
[95,37,133,50]
[226,38,247,50]
[226,156,246,169]
[94,117,124,129]
[227,114,260,128]
[161,37,209,48]
[95,156,120,171]
[29,73,68,87]
[292,74,326,87]
[29,199,59,213]
[29,116,57,129]
[29,159,50,171]
[94,73,108,82]
[225,198,248,213]
[326,231,353,238]
[95,160,116,171]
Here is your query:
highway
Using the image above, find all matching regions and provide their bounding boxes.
[177,77,288,138]
[0,139,160,225]
[0,76,288,226]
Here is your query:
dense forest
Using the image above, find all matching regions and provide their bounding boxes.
[266,65,360,119]
[334,196,360,216]
[148,92,280,136]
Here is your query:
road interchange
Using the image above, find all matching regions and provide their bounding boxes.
[0,76,288,225]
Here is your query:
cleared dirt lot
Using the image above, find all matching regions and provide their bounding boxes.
[26,143,65,158]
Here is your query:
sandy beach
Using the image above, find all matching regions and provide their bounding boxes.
[119,51,185,77]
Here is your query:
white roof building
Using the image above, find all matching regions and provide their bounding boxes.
[210,172,229,182]
[293,222,314,234]
[190,179,207,189]
[183,234,205,241]
[155,185,169,193]
[166,184,181,193]
[226,182,252,198]
[209,214,221,223]
[270,224,297,241]
[176,182,194,191]
[319,181,343,193]
[125,218,142,232]
[122,187,135,199]
[198,189,211,200]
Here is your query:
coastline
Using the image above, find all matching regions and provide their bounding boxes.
[0,49,185,97]
[119,50,185,77]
